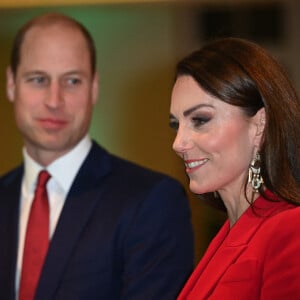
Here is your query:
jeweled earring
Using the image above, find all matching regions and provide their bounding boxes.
[248,152,263,192]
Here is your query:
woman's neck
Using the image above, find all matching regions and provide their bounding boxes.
[220,186,260,227]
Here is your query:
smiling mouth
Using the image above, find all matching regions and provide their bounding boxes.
[184,159,208,170]
[38,118,68,130]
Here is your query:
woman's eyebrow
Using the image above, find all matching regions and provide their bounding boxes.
[183,104,214,117]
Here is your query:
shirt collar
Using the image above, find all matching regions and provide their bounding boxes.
[23,135,92,193]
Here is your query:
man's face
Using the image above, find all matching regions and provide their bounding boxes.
[7,23,98,165]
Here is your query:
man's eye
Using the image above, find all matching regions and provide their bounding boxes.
[28,77,46,84]
[67,78,81,85]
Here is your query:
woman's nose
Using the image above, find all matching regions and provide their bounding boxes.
[172,127,192,155]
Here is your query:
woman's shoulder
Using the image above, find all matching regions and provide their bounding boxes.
[249,201,300,259]
[268,203,300,221]
[257,200,300,238]
[254,190,300,221]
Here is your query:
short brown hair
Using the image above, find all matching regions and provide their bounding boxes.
[10,12,96,75]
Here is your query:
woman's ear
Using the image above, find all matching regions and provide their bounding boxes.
[253,107,266,146]
[6,66,16,102]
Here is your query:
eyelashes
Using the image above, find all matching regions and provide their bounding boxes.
[192,116,211,127]
[169,119,179,131]
[169,115,211,131]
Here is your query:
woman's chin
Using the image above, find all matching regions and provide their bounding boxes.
[189,182,211,195]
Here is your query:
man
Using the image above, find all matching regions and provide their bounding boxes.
[0,13,194,300]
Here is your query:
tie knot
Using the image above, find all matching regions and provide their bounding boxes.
[37,170,51,188]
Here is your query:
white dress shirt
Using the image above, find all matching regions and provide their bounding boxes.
[16,135,92,297]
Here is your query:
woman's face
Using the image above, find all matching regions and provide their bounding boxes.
[170,75,263,196]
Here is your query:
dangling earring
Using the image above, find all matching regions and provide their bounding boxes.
[248,152,263,192]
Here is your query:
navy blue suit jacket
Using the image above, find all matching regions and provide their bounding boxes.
[0,142,194,299]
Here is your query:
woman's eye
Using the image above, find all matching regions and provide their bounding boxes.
[169,120,179,131]
[192,116,210,127]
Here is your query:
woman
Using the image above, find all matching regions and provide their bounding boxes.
[170,37,300,299]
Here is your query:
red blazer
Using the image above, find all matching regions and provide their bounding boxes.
[178,192,300,299]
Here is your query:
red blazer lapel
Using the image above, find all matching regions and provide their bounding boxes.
[178,220,230,299]
[179,193,291,300]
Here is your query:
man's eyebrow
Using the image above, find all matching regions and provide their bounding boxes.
[22,70,46,76]
[63,70,87,76]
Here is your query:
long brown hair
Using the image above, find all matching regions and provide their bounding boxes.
[175,37,300,206]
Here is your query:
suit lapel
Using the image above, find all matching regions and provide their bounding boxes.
[178,220,230,300]
[182,194,292,299]
[35,144,112,299]
[0,168,23,300]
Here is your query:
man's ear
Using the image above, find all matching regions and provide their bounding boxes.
[6,66,16,103]
[91,71,99,105]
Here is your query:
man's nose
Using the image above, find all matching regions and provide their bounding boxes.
[45,82,64,108]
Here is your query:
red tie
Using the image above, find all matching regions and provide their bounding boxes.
[19,170,51,300]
